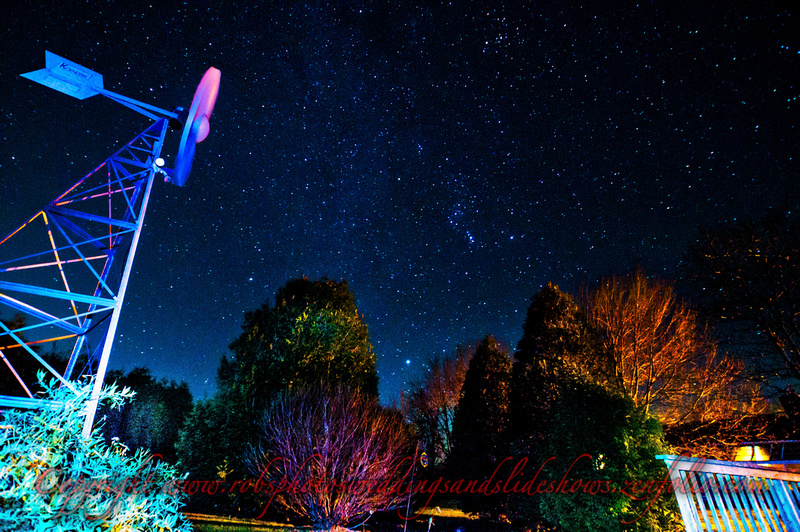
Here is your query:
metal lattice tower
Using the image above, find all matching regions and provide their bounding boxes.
[0,52,219,437]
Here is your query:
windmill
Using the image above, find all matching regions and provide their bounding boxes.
[0,51,220,437]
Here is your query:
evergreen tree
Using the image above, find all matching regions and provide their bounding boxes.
[448,335,512,516]
[228,276,378,412]
[509,283,681,529]
[537,378,680,532]
[176,277,378,515]
[510,284,604,455]
[174,377,252,514]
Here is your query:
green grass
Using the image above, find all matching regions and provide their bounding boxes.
[184,507,507,532]
[191,525,292,532]
[185,513,295,531]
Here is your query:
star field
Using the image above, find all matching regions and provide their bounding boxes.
[1,1,798,403]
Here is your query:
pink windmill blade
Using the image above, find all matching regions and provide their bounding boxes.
[170,67,221,186]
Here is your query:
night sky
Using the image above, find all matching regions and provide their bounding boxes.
[1,2,798,404]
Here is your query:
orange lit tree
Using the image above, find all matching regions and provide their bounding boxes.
[581,268,769,455]
[405,344,473,467]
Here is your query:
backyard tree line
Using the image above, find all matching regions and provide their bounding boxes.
[2,209,797,531]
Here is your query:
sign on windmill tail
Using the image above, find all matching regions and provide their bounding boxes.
[21,51,104,100]
[1,51,220,438]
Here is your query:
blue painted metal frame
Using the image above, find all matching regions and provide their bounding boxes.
[658,454,800,531]
[0,119,169,436]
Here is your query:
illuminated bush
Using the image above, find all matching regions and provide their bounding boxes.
[537,379,681,532]
[0,374,191,531]
[247,385,412,530]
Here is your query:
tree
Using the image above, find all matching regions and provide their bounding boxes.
[246,384,412,530]
[507,284,604,525]
[515,283,605,380]
[174,379,254,514]
[682,210,800,388]
[405,344,472,467]
[177,277,379,514]
[448,335,512,516]
[228,277,378,412]
[176,351,280,515]
[581,268,749,423]
[511,284,606,454]
[101,367,193,462]
[537,378,680,532]
[507,285,681,528]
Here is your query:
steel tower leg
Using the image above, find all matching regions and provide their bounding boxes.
[0,119,169,438]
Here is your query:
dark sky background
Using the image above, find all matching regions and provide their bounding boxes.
[1,1,798,404]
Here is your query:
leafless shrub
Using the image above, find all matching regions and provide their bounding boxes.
[247,384,412,530]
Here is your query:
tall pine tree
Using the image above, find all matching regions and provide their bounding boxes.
[508,284,606,524]
[448,335,512,516]
[510,283,604,455]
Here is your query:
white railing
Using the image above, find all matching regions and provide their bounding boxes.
[658,455,800,531]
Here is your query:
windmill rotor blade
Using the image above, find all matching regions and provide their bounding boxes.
[169,67,221,186]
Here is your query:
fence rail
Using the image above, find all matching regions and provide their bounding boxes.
[658,455,800,531]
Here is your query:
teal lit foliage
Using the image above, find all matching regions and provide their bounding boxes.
[0,374,191,531]
[537,378,681,532]
[102,367,193,462]
[448,335,512,516]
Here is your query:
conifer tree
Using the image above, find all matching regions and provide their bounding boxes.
[448,335,512,516]
[538,378,679,532]
[177,277,379,514]
[510,283,604,455]
[228,276,378,410]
